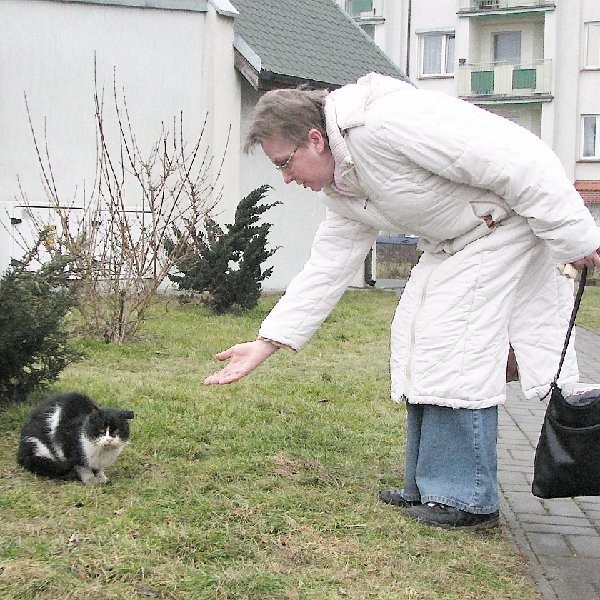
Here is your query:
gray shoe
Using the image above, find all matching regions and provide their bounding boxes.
[378,489,419,507]
[403,502,499,529]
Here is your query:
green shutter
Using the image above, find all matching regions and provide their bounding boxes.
[512,68,536,90]
[471,70,494,94]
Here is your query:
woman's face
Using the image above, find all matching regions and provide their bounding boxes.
[261,129,335,192]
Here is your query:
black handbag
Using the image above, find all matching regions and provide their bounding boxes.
[532,267,600,499]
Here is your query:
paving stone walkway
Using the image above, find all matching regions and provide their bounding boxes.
[374,279,600,597]
[500,326,600,600]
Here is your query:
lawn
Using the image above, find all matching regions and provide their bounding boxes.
[3,284,598,599]
[578,283,600,332]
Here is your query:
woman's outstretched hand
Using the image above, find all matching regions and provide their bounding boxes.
[203,339,279,385]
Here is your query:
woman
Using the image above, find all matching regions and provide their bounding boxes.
[204,73,600,529]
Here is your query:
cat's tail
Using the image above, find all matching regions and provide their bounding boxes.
[17,439,74,478]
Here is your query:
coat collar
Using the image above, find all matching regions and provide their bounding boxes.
[324,73,412,197]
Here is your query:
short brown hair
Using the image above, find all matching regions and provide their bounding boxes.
[244,87,329,153]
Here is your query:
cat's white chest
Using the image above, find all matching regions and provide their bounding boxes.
[80,431,125,470]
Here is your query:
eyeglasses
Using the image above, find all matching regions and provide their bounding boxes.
[274,145,300,173]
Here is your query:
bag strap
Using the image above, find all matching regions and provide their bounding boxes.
[553,266,588,383]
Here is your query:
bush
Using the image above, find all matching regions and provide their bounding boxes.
[0,233,81,404]
[168,185,280,313]
[20,71,222,343]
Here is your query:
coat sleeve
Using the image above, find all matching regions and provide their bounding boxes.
[258,209,378,350]
[374,89,600,263]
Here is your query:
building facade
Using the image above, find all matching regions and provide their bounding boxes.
[1,0,401,290]
[337,0,600,222]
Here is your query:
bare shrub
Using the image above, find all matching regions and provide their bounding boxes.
[18,67,225,342]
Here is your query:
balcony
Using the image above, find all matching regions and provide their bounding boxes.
[458,60,553,101]
[457,0,555,15]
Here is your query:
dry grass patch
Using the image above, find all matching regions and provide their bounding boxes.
[0,290,548,599]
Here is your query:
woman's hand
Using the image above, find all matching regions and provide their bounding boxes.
[571,248,600,271]
[203,339,279,385]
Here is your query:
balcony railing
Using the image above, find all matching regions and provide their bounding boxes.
[458,60,552,99]
[457,0,555,14]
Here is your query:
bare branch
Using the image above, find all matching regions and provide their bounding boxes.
[18,67,226,342]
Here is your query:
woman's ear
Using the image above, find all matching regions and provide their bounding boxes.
[307,128,326,152]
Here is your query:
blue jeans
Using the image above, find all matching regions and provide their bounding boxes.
[401,403,499,514]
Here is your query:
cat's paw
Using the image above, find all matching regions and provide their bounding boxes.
[94,472,108,483]
[75,466,97,484]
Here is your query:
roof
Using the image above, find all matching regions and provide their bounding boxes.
[575,180,600,204]
[232,0,406,90]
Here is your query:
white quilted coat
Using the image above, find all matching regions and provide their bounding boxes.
[259,73,600,408]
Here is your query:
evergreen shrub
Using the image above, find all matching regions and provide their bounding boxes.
[0,233,81,404]
[168,185,280,313]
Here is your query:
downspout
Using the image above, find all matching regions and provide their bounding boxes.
[406,0,412,78]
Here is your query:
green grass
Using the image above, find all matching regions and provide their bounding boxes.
[579,284,600,332]
[4,286,594,599]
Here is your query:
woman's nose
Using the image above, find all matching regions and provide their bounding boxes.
[282,171,294,184]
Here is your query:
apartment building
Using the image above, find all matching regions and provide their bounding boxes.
[337,0,600,222]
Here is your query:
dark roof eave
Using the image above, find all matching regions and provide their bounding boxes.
[234,47,343,91]
[234,53,342,92]
[257,69,339,91]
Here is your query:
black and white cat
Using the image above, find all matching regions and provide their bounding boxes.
[17,392,134,484]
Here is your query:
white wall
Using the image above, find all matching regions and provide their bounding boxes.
[200,1,241,225]
[239,80,326,292]
[376,0,407,71]
[0,0,240,272]
[553,0,588,180]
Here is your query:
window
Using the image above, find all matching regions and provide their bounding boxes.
[582,115,600,159]
[493,31,521,64]
[420,33,455,77]
[345,0,372,17]
[585,22,600,68]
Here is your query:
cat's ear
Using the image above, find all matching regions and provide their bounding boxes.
[123,410,135,420]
